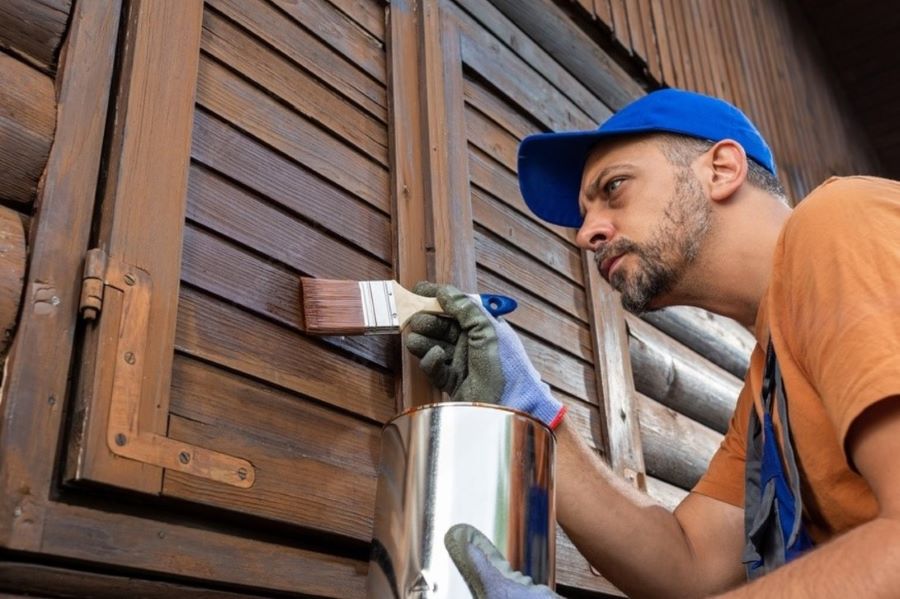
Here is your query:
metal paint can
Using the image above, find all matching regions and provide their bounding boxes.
[366,402,556,598]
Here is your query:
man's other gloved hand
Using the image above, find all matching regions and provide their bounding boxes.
[405,282,566,429]
[445,524,563,598]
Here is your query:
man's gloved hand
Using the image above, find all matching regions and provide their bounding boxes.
[405,282,566,429]
[445,524,563,598]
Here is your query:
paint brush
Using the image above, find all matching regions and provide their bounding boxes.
[299,278,517,335]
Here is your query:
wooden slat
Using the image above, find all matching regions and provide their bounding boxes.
[637,393,723,490]
[195,56,390,213]
[175,286,395,423]
[608,0,632,52]
[206,0,386,119]
[180,224,395,369]
[627,314,742,433]
[201,9,388,166]
[327,0,385,42]
[186,165,390,280]
[191,109,391,262]
[0,206,26,358]
[624,0,647,64]
[488,0,642,111]
[271,0,385,83]
[463,74,539,141]
[0,52,55,204]
[0,0,121,548]
[637,0,661,82]
[165,357,379,541]
[0,0,70,71]
[466,103,519,173]
[594,0,614,30]
[518,329,598,404]
[649,0,674,85]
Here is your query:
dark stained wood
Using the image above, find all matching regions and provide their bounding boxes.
[195,56,390,213]
[388,0,436,409]
[190,109,391,262]
[0,0,121,549]
[489,0,643,111]
[175,286,395,424]
[0,207,26,358]
[206,0,386,120]
[627,314,742,434]
[39,503,368,597]
[0,0,70,71]
[0,52,55,204]
[637,393,722,490]
[329,0,386,42]
[68,0,204,493]
[201,9,388,166]
[271,0,386,83]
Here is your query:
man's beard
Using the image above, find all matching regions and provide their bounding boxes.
[595,168,712,313]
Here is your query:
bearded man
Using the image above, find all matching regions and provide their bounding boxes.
[406,89,900,598]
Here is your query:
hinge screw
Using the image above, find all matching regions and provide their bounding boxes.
[178,451,191,464]
[124,351,135,365]
[115,433,127,446]
[237,467,248,480]
[124,273,136,286]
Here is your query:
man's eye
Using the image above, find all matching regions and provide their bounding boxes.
[604,177,625,195]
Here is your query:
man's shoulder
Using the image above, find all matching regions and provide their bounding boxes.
[785,175,899,237]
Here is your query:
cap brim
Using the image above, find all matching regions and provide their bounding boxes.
[518,129,616,228]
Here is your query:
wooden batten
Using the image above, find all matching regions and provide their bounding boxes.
[0,206,26,358]
[0,0,71,71]
[0,51,55,204]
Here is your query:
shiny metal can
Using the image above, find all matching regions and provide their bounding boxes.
[366,402,556,598]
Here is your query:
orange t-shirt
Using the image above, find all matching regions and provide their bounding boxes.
[692,176,900,543]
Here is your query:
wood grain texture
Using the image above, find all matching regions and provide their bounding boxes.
[0,51,55,204]
[0,206,26,357]
[0,0,120,549]
[0,0,70,71]
[328,0,386,42]
[69,0,203,494]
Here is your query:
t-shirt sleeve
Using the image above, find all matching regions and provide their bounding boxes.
[692,379,754,508]
[777,177,900,463]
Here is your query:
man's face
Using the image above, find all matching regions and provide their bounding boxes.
[575,136,712,313]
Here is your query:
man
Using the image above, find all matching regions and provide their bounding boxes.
[405,89,900,598]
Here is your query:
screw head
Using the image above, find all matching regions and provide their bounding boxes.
[124,351,135,365]
[178,451,191,465]
[124,273,136,286]
[237,467,248,480]
[115,433,127,446]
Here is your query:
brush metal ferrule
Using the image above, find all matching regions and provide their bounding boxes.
[359,281,399,333]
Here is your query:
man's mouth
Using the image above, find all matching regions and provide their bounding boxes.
[599,253,625,281]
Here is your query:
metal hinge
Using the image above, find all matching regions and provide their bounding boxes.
[78,248,255,488]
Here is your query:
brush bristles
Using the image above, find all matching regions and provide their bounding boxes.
[300,278,367,335]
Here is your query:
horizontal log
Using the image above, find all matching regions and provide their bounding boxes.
[0,205,26,357]
[637,393,723,490]
[0,51,55,203]
[641,306,754,379]
[645,476,689,511]
[627,314,742,433]
[0,0,70,70]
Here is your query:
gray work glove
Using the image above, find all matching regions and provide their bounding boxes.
[445,524,563,598]
[405,282,566,429]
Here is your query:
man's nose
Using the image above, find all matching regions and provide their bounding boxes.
[575,208,616,251]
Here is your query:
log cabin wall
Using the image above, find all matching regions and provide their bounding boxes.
[0,1,884,598]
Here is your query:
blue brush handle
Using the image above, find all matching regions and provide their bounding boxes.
[479,293,518,317]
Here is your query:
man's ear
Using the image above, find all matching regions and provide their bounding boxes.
[705,139,748,202]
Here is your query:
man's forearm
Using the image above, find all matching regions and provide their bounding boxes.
[555,421,742,598]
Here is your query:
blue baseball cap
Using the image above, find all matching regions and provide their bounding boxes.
[517,88,776,227]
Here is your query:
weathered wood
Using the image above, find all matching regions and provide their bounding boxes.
[195,56,390,213]
[0,562,272,598]
[388,0,436,409]
[0,207,26,357]
[489,0,643,110]
[191,109,391,262]
[180,224,395,370]
[641,306,754,379]
[645,476,689,511]
[39,502,369,597]
[584,270,645,488]
[0,52,55,204]
[201,9,388,166]
[328,0,386,42]
[0,0,121,549]
[175,286,395,424]
[68,0,203,494]
[627,314,742,433]
[420,3,476,290]
[474,227,588,322]
[517,327,598,405]
[463,73,537,141]
[206,0,386,119]
[165,356,380,541]
[637,392,723,490]
[466,102,519,173]
[0,0,70,71]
